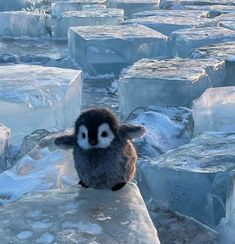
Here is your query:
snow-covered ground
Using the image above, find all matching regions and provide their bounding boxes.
[1,0,235,243]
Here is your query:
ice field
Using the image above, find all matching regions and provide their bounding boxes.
[0,0,235,243]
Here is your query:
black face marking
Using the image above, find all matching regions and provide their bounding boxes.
[75,108,119,144]
[101,131,108,137]
[82,132,86,139]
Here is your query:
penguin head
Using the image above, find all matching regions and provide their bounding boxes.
[54,108,146,150]
[74,108,119,150]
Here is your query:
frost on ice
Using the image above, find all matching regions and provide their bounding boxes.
[0,64,82,145]
[193,87,235,134]
[118,58,225,117]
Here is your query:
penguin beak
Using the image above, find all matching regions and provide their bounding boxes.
[89,139,97,146]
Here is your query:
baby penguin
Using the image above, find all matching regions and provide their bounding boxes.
[54,108,146,191]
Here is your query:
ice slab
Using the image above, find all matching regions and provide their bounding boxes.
[107,0,158,17]
[0,64,82,145]
[0,183,160,244]
[217,13,235,31]
[140,132,235,229]
[52,8,124,38]
[0,124,11,172]
[0,38,77,68]
[0,11,51,38]
[183,5,235,18]
[118,58,225,117]
[0,0,39,11]
[124,13,215,36]
[218,170,235,244]
[128,106,192,158]
[170,27,235,57]
[192,87,235,135]
[52,1,106,17]
[68,25,168,75]
[192,42,235,86]
[159,0,235,10]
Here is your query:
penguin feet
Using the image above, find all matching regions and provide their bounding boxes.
[112,182,126,191]
[78,180,89,188]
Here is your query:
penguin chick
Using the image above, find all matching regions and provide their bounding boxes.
[55,108,146,191]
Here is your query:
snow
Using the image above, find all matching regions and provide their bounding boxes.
[124,13,215,36]
[107,0,159,17]
[129,107,192,158]
[52,0,106,17]
[192,87,235,134]
[170,27,235,57]
[0,147,77,205]
[0,124,11,172]
[52,8,124,38]
[118,58,225,117]
[140,132,235,229]
[0,11,51,38]
[68,25,168,75]
[0,65,82,145]
[17,231,34,240]
[0,183,160,244]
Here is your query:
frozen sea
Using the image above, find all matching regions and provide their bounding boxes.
[0,0,235,243]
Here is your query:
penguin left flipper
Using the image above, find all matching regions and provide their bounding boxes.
[112,182,126,191]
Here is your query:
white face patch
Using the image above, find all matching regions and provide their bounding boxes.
[77,125,91,150]
[97,123,115,148]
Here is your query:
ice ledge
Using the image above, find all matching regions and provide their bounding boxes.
[0,183,160,244]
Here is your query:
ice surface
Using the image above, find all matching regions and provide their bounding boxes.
[170,27,235,57]
[0,183,160,244]
[0,64,82,145]
[124,13,215,36]
[0,11,51,38]
[68,25,168,75]
[218,170,235,244]
[140,132,235,229]
[128,106,192,158]
[107,0,159,17]
[0,124,11,172]
[159,0,235,10]
[192,42,235,85]
[118,58,225,117]
[192,87,235,134]
[52,8,124,38]
[52,1,106,17]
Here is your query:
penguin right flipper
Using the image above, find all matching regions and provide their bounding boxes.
[78,180,89,188]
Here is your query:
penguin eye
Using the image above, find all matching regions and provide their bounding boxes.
[82,132,86,139]
[101,131,108,137]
